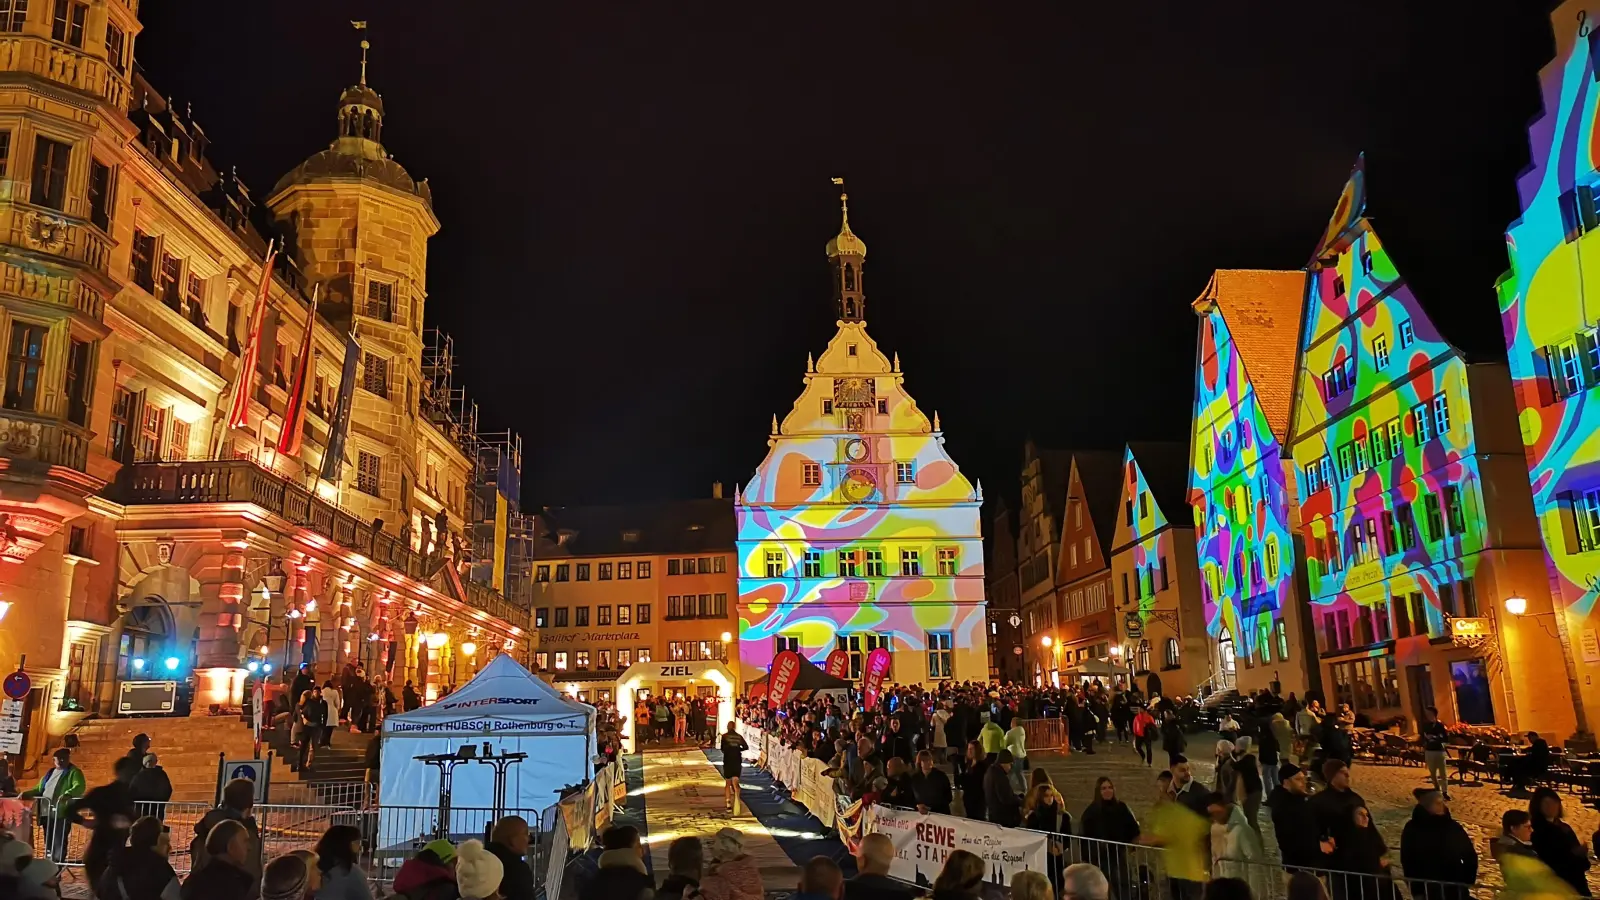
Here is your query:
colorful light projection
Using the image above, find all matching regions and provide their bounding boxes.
[1292,163,1482,651]
[1498,5,1600,713]
[735,321,986,678]
[1187,270,1304,672]
[1120,446,1176,629]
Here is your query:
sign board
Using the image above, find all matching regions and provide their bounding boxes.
[1449,617,1491,643]
[824,650,850,679]
[0,699,22,732]
[1583,629,1600,665]
[864,804,1048,888]
[1124,612,1144,640]
[768,650,802,708]
[2,671,30,701]
[118,681,177,715]
[0,732,20,754]
[220,758,270,803]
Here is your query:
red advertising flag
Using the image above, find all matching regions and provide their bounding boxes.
[748,682,768,701]
[767,650,803,708]
[824,649,850,679]
[862,647,892,708]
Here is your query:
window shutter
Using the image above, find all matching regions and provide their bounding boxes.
[1533,347,1559,405]
[1560,189,1581,240]
[1557,492,1584,555]
[1580,185,1600,233]
[122,390,146,464]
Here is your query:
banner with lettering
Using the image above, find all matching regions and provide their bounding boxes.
[864,804,1048,888]
[862,647,892,708]
[824,650,850,679]
[768,650,802,707]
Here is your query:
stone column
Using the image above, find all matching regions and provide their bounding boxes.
[193,542,248,714]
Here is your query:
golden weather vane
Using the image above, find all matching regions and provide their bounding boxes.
[352,21,370,85]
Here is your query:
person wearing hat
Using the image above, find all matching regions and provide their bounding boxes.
[700,828,762,900]
[983,750,1022,827]
[453,840,504,900]
[20,746,85,861]
[393,839,460,900]
[1310,759,1366,857]
[13,854,60,899]
[1399,788,1476,900]
[1266,763,1330,871]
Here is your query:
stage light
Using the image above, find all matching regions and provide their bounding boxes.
[164,657,180,670]
[247,662,259,673]
[262,663,273,674]
[305,600,317,613]
[132,658,145,671]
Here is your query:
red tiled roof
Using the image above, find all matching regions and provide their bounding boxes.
[1195,269,1308,443]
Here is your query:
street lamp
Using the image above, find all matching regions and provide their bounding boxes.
[1504,595,1528,616]
[1041,636,1052,648]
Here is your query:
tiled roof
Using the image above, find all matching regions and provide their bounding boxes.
[1070,450,1126,557]
[1197,269,1308,442]
[532,499,734,558]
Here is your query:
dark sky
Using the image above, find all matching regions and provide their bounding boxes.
[137,2,1558,510]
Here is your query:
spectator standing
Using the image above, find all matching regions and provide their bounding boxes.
[99,815,180,900]
[314,824,373,900]
[845,833,915,900]
[1005,719,1029,793]
[959,741,989,822]
[1310,760,1367,858]
[911,751,952,814]
[181,819,259,900]
[484,815,535,900]
[392,840,460,900]
[795,857,845,900]
[1080,776,1139,888]
[456,840,506,900]
[1267,764,1329,871]
[1010,871,1054,900]
[20,746,86,861]
[1398,789,1476,900]
[581,826,654,900]
[1059,864,1109,900]
[700,828,763,900]
[320,681,343,747]
[1335,806,1397,900]
[130,754,174,816]
[930,850,985,900]
[985,750,1023,827]
[1529,788,1592,897]
[189,778,261,879]
[1418,707,1450,799]
[657,836,704,900]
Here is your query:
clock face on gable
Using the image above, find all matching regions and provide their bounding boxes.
[844,438,868,462]
[842,468,877,502]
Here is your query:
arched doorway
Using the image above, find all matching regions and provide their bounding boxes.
[1217,628,1237,690]
[614,659,736,754]
[118,601,177,681]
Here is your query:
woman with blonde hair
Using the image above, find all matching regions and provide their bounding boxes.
[1029,768,1054,791]
[700,828,763,900]
[1010,870,1053,900]
[931,849,985,900]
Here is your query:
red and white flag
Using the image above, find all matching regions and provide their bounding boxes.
[225,240,277,431]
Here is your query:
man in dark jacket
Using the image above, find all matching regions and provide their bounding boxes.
[1399,788,1477,900]
[944,705,971,776]
[190,778,260,879]
[181,819,258,900]
[581,825,653,900]
[879,718,913,766]
[910,751,952,814]
[1309,759,1367,853]
[984,751,1023,827]
[129,754,173,810]
[657,836,703,900]
[1266,763,1329,870]
[100,814,179,900]
[69,756,139,891]
[486,815,536,900]
[846,833,916,900]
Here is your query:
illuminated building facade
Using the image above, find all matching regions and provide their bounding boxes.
[529,497,740,702]
[1496,0,1600,738]
[1050,452,1120,676]
[1293,167,1574,733]
[736,192,987,685]
[1188,269,1316,698]
[1108,443,1209,697]
[0,13,532,767]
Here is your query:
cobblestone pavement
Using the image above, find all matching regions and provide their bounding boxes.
[1030,732,1600,889]
[636,747,805,890]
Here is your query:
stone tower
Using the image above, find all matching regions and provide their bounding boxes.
[266,37,439,534]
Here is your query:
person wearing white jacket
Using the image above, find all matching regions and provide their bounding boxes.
[1207,791,1267,896]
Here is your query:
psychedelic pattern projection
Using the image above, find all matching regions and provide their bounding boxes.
[1293,163,1482,651]
[1499,6,1600,660]
[1187,270,1305,667]
[1122,448,1174,628]
[737,199,986,681]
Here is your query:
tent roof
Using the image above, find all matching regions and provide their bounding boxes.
[746,655,852,692]
[383,654,592,732]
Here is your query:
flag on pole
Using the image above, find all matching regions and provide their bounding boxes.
[225,240,277,431]
[276,285,319,457]
[320,328,361,483]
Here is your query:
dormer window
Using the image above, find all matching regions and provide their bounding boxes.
[622,529,640,542]
[847,344,858,357]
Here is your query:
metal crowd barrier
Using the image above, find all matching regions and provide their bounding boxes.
[1015,717,1066,752]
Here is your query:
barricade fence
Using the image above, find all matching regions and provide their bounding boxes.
[1015,717,1067,752]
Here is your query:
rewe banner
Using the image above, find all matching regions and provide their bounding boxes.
[824,649,850,678]
[862,647,892,707]
[864,805,1048,888]
[768,650,802,707]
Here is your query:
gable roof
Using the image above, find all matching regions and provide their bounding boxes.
[1071,450,1126,557]
[1034,445,1076,524]
[1125,441,1190,525]
[1195,269,1308,442]
[533,499,735,558]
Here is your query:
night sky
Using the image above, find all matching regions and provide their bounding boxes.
[136,2,1559,511]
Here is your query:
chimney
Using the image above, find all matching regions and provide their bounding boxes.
[712,481,724,499]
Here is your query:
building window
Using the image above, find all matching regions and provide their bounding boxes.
[618,562,632,579]
[822,399,833,415]
[51,0,85,45]
[901,549,921,576]
[535,608,548,628]
[598,562,612,580]
[356,451,381,495]
[575,650,590,670]
[1423,494,1444,542]
[637,604,651,624]
[185,273,205,323]
[554,652,568,671]
[165,418,189,461]
[554,608,569,628]
[1372,333,1389,370]
[534,651,548,671]
[637,647,652,663]
[617,604,631,625]
[108,387,134,461]
[30,135,69,210]
[597,605,611,626]
[927,632,953,680]
[1432,394,1451,438]
[937,547,958,576]
[363,353,389,398]
[130,231,156,292]
[576,563,590,581]
[638,561,652,578]
[366,280,394,322]
[667,558,680,575]
[1443,485,1466,536]
[552,563,569,583]
[803,462,822,486]
[764,550,785,578]
[713,556,726,574]
[1398,319,1415,349]
[105,19,125,71]
[1163,637,1180,669]
[775,635,800,654]
[896,461,916,484]
[865,549,885,577]
[1575,489,1600,553]
[597,649,611,670]
[88,159,113,231]
[59,336,91,425]
[617,649,632,668]
[0,0,26,33]
[838,550,859,577]
[575,607,589,627]
[803,550,822,578]
[536,566,550,583]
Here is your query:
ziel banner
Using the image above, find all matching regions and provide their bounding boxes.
[864,804,1048,888]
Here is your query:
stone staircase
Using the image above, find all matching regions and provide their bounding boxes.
[67,716,258,803]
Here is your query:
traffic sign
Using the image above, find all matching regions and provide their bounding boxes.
[3,670,30,701]
[220,757,270,803]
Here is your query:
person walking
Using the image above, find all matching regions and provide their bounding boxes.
[1004,719,1029,794]
[320,681,343,748]
[1418,707,1451,799]
[720,721,749,811]
[1131,706,1156,766]
[1529,787,1592,897]
[69,755,139,891]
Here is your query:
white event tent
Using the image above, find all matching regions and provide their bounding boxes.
[378,654,594,849]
